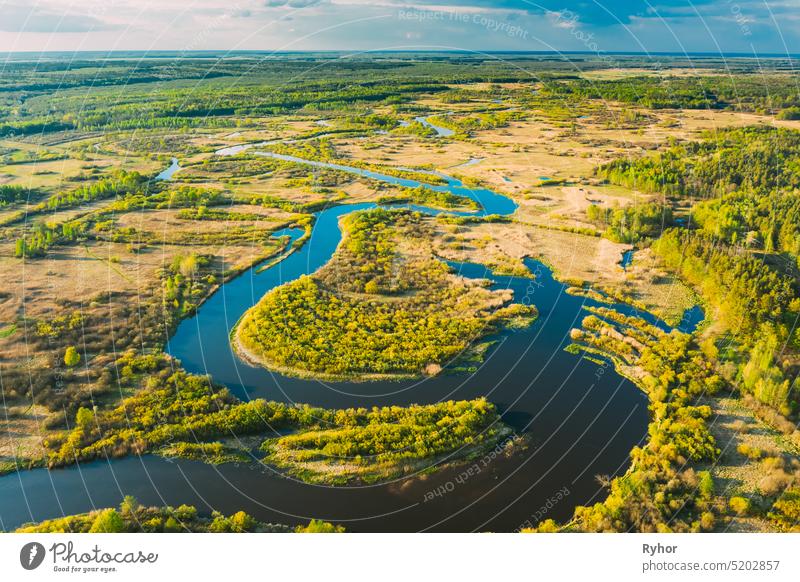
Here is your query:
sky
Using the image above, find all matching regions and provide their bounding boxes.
[1,0,799,55]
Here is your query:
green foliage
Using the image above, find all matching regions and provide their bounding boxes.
[376,185,477,210]
[45,170,147,211]
[0,184,31,206]
[675,128,800,254]
[164,186,228,208]
[0,58,455,136]
[652,229,797,337]
[64,346,81,368]
[44,367,249,466]
[0,147,66,165]
[34,312,84,339]
[693,191,800,254]
[238,208,534,379]
[15,497,298,533]
[569,311,723,532]
[296,519,345,533]
[262,398,505,484]
[653,229,798,412]
[327,209,445,294]
[741,331,793,411]
[209,511,258,533]
[427,110,526,136]
[8,56,800,534]
[728,496,752,516]
[120,495,140,517]
[88,509,125,533]
[541,75,800,112]
[2,57,797,143]
[586,201,672,243]
[238,274,489,378]
[597,126,800,198]
[14,219,88,259]
[609,125,800,416]
[161,253,213,318]
[698,470,715,499]
[44,356,505,486]
[768,487,800,531]
[159,441,248,464]
[521,518,560,533]
[391,120,436,138]
[777,107,800,120]
[75,407,94,431]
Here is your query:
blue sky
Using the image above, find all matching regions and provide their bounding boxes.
[1,0,798,54]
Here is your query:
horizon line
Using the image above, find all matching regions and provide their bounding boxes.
[1,49,798,59]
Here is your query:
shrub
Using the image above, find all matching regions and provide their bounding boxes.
[698,471,714,499]
[88,509,125,533]
[767,488,800,531]
[64,346,81,367]
[729,496,752,516]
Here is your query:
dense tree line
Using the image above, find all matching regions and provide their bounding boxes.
[652,229,798,337]
[586,201,672,243]
[427,109,526,136]
[0,184,29,206]
[595,126,800,417]
[539,75,800,113]
[562,309,723,532]
[653,229,800,413]
[2,70,447,136]
[4,56,798,141]
[693,190,800,255]
[14,220,88,258]
[596,126,800,199]
[43,169,148,212]
[376,184,477,210]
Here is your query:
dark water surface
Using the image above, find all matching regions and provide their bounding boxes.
[620,249,635,270]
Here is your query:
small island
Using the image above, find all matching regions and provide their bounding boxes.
[41,355,515,487]
[260,398,516,485]
[234,208,536,381]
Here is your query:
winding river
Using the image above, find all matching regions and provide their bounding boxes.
[0,141,703,533]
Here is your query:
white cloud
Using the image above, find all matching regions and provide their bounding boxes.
[0,2,122,33]
[0,0,797,53]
